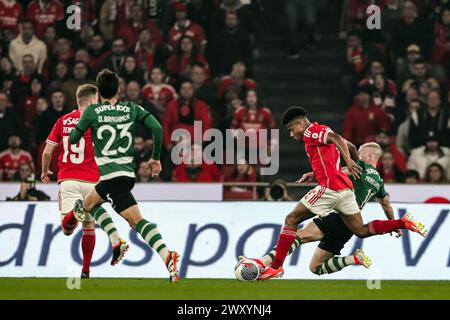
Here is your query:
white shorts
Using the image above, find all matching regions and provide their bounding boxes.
[58,180,96,222]
[300,185,360,217]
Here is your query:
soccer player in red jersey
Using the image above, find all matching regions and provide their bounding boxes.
[41,84,126,278]
[260,106,428,280]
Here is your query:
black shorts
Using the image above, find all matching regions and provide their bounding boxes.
[95,176,137,213]
[313,212,353,255]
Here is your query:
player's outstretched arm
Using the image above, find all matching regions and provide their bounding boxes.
[41,143,56,183]
[142,113,163,161]
[69,107,93,144]
[327,132,362,179]
[345,139,359,161]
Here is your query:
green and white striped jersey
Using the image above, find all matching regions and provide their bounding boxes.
[70,101,162,181]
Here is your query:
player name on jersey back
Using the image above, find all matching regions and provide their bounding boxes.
[46,110,100,183]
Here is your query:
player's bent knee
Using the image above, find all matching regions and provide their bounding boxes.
[62,228,74,236]
[285,212,298,227]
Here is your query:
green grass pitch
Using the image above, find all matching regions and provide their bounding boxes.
[0,278,449,300]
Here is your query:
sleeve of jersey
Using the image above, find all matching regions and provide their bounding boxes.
[137,104,162,160]
[46,119,61,147]
[377,181,388,199]
[69,108,92,144]
[304,126,332,145]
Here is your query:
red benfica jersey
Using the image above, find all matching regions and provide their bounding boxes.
[46,110,99,183]
[141,83,177,115]
[303,122,353,191]
[0,149,33,181]
[168,20,207,51]
[26,0,64,38]
[0,0,24,36]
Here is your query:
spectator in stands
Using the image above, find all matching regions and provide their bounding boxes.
[9,20,47,73]
[126,80,159,139]
[396,43,423,86]
[212,11,253,76]
[372,74,398,124]
[47,61,69,93]
[87,34,110,73]
[187,0,216,42]
[214,87,241,132]
[190,62,216,108]
[9,54,45,107]
[117,2,163,50]
[136,161,153,183]
[230,89,277,153]
[381,0,404,44]
[42,24,56,53]
[50,37,75,68]
[0,135,33,181]
[343,85,390,146]
[375,130,407,172]
[407,130,450,179]
[0,0,24,38]
[134,135,152,169]
[285,0,318,58]
[34,89,66,146]
[75,48,90,63]
[379,150,405,183]
[410,90,450,148]
[134,28,167,81]
[212,0,261,59]
[26,0,64,39]
[168,2,207,52]
[341,31,369,103]
[167,35,210,84]
[98,37,127,74]
[401,58,440,93]
[162,79,212,151]
[0,56,17,93]
[6,173,50,201]
[60,61,95,109]
[172,144,222,182]
[217,61,256,99]
[141,66,177,119]
[20,77,45,130]
[404,169,421,184]
[0,92,24,151]
[223,158,258,200]
[119,55,144,85]
[396,98,422,155]
[424,162,449,183]
[12,161,33,182]
[431,6,450,70]
[389,0,431,60]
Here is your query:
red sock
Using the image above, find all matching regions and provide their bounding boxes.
[367,219,406,235]
[62,210,77,233]
[271,227,297,269]
[82,228,96,273]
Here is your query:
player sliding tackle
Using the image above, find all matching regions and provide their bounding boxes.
[69,69,180,282]
[41,84,125,278]
[260,107,428,280]
[244,142,414,278]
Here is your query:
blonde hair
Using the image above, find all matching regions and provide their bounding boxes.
[76,84,98,106]
[359,142,382,158]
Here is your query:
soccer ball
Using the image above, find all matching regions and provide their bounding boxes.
[234,259,260,282]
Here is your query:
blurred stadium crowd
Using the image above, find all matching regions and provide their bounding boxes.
[340,0,450,185]
[0,0,449,199]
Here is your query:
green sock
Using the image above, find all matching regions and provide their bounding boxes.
[136,219,169,261]
[260,236,302,266]
[91,205,120,245]
[313,256,355,275]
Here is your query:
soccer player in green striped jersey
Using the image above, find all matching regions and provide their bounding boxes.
[244,142,427,278]
[69,69,180,282]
